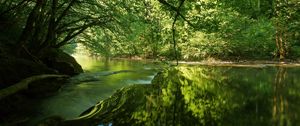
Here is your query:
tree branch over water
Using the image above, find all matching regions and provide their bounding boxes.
[158,0,187,65]
[157,0,195,28]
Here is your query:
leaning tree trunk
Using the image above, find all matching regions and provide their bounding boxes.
[0,74,69,100]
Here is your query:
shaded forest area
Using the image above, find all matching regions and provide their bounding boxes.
[1,1,298,62]
[0,0,299,125]
[67,0,300,61]
[0,0,300,63]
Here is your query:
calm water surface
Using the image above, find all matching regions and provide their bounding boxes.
[165,65,300,126]
[75,64,300,126]
[30,57,300,125]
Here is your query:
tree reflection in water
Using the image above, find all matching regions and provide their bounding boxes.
[272,67,290,126]
[41,66,300,126]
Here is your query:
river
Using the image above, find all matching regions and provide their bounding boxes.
[76,63,300,126]
[28,57,300,125]
[28,56,161,125]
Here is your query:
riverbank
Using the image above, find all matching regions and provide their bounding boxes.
[110,57,300,67]
[0,47,84,125]
[0,58,160,126]
[175,60,300,67]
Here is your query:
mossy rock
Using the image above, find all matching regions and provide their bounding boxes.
[0,58,56,89]
[39,48,83,75]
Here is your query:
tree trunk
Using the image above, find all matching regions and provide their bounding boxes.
[274,0,286,61]
[0,74,69,100]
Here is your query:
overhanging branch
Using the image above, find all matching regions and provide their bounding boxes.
[157,0,195,28]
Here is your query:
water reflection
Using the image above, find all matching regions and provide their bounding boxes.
[272,67,293,126]
[66,66,300,126]
[30,58,160,125]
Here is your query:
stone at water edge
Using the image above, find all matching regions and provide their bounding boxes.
[38,48,83,75]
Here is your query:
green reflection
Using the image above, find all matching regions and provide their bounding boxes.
[72,55,98,70]
[41,66,300,126]
[27,58,160,126]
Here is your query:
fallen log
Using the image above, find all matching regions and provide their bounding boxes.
[0,74,69,100]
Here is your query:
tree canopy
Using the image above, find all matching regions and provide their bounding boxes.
[1,0,300,61]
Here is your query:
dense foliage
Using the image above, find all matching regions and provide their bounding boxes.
[0,0,300,60]
[78,0,300,61]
